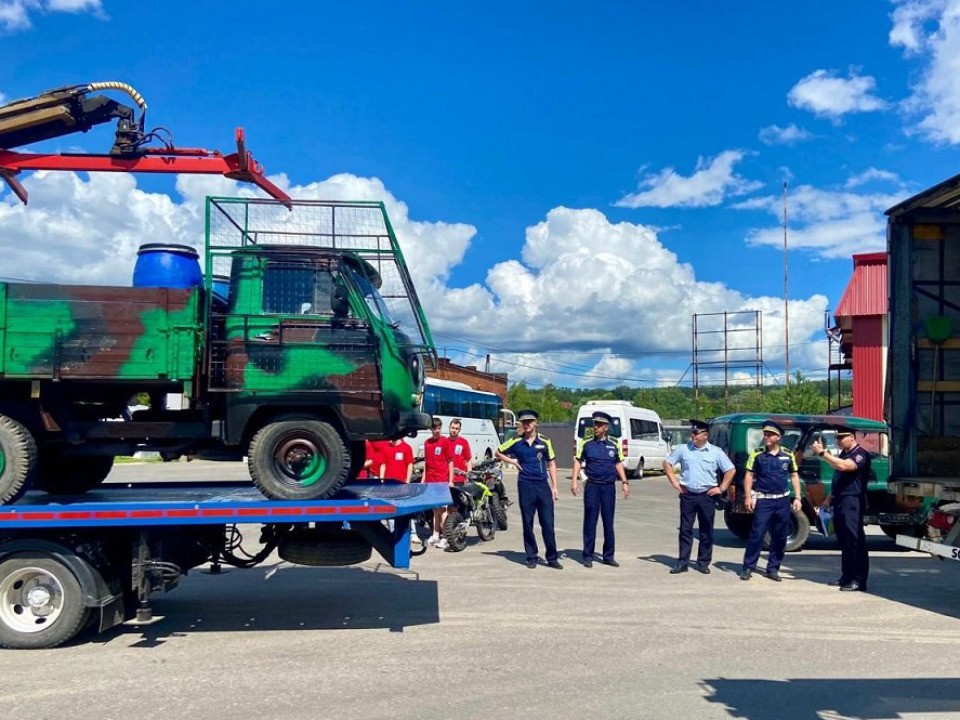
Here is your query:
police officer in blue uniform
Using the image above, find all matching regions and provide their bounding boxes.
[739,420,802,581]
[496,409,562,569]
[663,419,735,574]
[571,411,629,568]
[811,428,871,592]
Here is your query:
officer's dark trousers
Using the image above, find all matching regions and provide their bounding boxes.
[678,491,715,564]
[742,496,790,572]
[834,495,869,586]
[518,481,557,563]
[582,481,616,561]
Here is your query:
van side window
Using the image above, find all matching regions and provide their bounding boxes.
[630,419,660,440]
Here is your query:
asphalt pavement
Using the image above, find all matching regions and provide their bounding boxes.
[5,460,960,720]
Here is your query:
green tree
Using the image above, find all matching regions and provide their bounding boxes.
[762,372,827,414]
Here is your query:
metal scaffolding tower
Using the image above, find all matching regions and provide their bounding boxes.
[825,310,851,413]
[692,311,764,413]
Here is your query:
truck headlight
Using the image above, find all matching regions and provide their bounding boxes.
[410,354,424,390]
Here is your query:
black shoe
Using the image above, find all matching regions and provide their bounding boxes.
[526,558,538,569]
[583,558,593,568]
[739,569,752,581]
[601,559,620,567]
[696,563,711,575]
[840,581,866,592]
[547,560,563,570]
[670,562,689,574]
[828,578,847,587]
[765,569,782,582]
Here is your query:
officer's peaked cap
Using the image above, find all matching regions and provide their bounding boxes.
[762,420,784,437]
[835,427,855,438]
[591,411,613,425]
[517,409,539,422]
[689,419,709,432]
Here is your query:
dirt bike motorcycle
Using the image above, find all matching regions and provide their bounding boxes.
[443,467,500,552]
[470,458,509,531]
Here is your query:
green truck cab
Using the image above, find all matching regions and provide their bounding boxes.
[0,198,434,503]
[708,413,927,551]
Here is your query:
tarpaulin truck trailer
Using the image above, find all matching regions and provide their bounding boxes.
[885,173,960,561]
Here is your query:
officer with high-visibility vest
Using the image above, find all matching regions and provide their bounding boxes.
[571,411,629,568]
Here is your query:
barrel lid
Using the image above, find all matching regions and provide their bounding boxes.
[137,243,200,258]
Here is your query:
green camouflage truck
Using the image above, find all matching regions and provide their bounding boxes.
[0,197,435,503]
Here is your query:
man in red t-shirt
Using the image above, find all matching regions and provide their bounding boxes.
[381,438,414,483]
[422,416,453,548]
[448,419,473,484]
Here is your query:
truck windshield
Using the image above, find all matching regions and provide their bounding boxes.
[345,266,398,327]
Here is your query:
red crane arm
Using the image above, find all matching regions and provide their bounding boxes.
[0,128,291,207]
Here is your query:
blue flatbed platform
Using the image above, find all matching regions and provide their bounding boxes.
[0,481,450,529]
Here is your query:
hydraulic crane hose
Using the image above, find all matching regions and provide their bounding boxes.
[87,81,148,111]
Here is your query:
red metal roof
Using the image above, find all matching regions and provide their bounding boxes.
[835,252,887,318]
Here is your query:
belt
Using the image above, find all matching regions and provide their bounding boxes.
[752,491,790,499]
[586,478,616,484]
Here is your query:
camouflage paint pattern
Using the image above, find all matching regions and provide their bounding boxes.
[0,284,200,381]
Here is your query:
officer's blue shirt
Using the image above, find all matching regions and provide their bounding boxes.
[499,434,555,483]
[832,444,871,497]
[745,448,798,494]
[575,436,624,483]
[665,441,734,492]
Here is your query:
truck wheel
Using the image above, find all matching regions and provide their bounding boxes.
[490,494,508,531]
[443,511,468,551]
[0,414,37,504]
[723,508,753,540]
[763,509,811,552]
[0,555,91,649]
[35,455,114,495]
[249,419,350,500]
[277,536,372,566]
[476,505,496,541]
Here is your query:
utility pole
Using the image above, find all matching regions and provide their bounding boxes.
[782,180,790,386]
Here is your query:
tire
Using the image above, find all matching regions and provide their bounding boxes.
[34,454,114,495]
[629,463,644,480]
[0,555,91,649]
[278,535,372,566]
[443,510,468,552]
[0,414,37,504]
[763,508,811,552]
[724,508,753,540]
[248,419,350,500]
[881,523,925,541]
[476,504,496,541]
[490,494,508,531]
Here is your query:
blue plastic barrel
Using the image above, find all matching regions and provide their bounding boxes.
[211,274,230,304]
[132,244,203,289]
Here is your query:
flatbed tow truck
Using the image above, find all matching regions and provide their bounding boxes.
[0,479,449,648]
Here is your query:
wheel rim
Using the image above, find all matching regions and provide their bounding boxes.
[0,567,65,634]
[0,448,5,478]
[273,435,328,487]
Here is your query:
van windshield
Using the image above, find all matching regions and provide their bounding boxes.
[576,416,623,439]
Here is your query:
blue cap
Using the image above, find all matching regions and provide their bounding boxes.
[762,420,784,437]
[591,411,613,425]
[517,409,539,422]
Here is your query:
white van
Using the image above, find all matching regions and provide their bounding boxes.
[574,401,671,478]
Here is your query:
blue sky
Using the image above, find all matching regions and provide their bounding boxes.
[1,1,958,388]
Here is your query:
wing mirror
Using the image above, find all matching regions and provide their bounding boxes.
[331,281,351,317]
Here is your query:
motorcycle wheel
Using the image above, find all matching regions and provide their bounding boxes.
[490,494,508,531]
[410,515,431,556]
[443,511,468,551]
[476,504,496,541]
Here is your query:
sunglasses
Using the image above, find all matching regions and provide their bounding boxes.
[762,431,780,437]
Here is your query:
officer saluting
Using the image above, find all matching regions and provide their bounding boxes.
[571,411,629,568]
[739,420,802,582]
[496,410,562,569]
[811,428,871,592]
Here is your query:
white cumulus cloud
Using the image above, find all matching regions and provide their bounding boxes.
[758,123,814,146]
[736,179,908,260]
[891,0,960,143]
[0,0,103,31]
[787,69,888,120]
[615,150,762,208]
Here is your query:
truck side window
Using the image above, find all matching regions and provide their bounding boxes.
[262,263,334,315]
